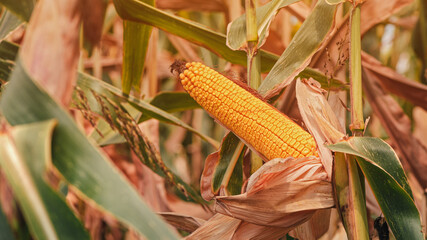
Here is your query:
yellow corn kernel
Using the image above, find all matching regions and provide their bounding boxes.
[177,62,318,160]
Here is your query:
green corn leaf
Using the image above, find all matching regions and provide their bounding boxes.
[0,0,34,22]
[328,137,423,240]
[212,133,246,195]
[0,59,179,239]
[122,8,153,95]
[258,0,336,98]
[227,0,300,51]
[0,120,90,240]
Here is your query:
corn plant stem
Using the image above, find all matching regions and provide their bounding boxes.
[347,3,369,239]
[349,4,364,133]
[245,0,261,88]
[347,155,369,240]
[245,0,263,173]
[245,0,258,44]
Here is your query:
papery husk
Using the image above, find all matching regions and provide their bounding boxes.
[186,213,295,240]
[159,212,206,233]
[185,214,241,240]
[215,157,334,228]
[289,209,332,240]
[319,209,348,240]
[296,78,346,179]
[200,151,220,201]
[232,220,293,240]
[187,157,334,239]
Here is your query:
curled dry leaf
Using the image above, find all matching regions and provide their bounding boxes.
[160,212,206,233]
[185,214,242,240]
[188,157,334,239]
[285,1,310,22]
[231,220,293,240]
[21,0,82,106]
[361,52,427,111]
[413,107,427,148]
[215,157,333,227]
[186,213,301,240]
[296,78,345,179]
[289,209,332,240]
[200,152,219,201]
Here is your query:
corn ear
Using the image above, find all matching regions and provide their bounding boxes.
[175,61,318,160]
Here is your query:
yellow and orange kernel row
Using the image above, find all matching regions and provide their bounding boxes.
[178,62,318,160]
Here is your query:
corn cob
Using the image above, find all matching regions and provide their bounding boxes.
[175,61,318,160]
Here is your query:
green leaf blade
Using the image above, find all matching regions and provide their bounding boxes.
[11,120,90,240]
[227,0,299,51]
[258,0,336,97]
[356,157,422,240]
[122,20,152,95]
[328,137,423,240]
[212,133,246,195]
[0,202,14,240]
[0,0,34,22]
[328,137,412,197]
[0,120,90,240]
[1,59,179,239]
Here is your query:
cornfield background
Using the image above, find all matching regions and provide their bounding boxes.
[0,0,426,239]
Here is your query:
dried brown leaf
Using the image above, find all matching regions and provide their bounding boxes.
[363,67,427,189]
[413,107,427,148]
[296,78,345,179]
[160,212,206,233]
[200,152,219,201]
[232,221,292,240]
[215,157,333,227]
[318,209,346,240]
[21,0,82,106]
[189,157,333,239]
[81,0,107,46]
[261,28,285,55]
[285,1,310,22]
[186,213,293,240]
[358,0,412,34]
[185,214,241,240]
[361,52,427,111]
[289,209,332,240]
